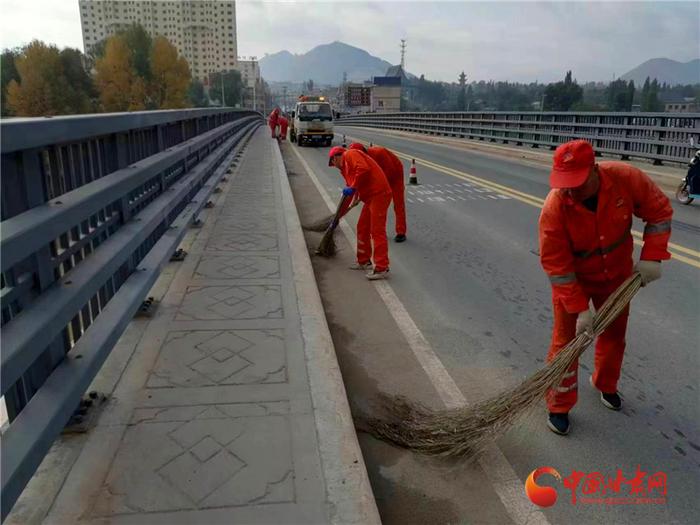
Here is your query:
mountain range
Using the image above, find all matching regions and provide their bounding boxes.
[260,41,700,87]
[259,42,393,84]
[619,58,700,86]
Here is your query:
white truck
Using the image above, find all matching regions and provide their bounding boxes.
[289,96,334,147]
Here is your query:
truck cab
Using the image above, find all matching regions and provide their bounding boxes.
[290,96,334,147]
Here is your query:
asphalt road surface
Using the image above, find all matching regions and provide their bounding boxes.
[293,127,700,525]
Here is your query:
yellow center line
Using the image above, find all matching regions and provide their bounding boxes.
[349,136,700,269]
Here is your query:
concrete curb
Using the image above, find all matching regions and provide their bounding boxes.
[272,141,381,524]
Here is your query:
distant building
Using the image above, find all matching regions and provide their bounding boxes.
[337,82,372,113]
[237,57,264,110]
[371,76,401,112]
[664,99,698,113]
[78,0,238,82]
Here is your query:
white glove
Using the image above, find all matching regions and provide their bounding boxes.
[634,260,661,287]
[575,307,594,337]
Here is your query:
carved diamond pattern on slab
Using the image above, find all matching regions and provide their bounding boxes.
[176,286,283,321]
[212,216,278,232]
[194,255,280,280]
[148,330,286,388]
[90,404,294,516]
[147,330,287,388]
[206,232,278,252]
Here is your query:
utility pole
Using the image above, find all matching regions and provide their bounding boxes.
[221,71,226,107]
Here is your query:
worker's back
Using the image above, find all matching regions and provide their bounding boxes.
[367,146,404,186]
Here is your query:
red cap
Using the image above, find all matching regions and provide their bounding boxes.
[348,142,366,152]
[550,140,595,189]
[328,146,346,166]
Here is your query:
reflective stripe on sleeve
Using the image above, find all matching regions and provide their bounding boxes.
[556,382,578,393]
[549,273,577,285]
[644,221,671,235]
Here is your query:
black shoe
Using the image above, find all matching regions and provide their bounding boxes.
[547,413,571,435]
[590,375,622,411]
[600,392,622,411]
[394,234,406,242]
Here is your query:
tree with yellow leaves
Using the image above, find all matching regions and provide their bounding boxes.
[94,36,148,112]
[6,40,94,116]
[150,36,191,109]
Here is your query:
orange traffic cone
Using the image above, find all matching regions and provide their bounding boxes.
[409,159,418,185]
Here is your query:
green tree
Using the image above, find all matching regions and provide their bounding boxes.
[543,71,583,111]
[209,70,243,107]
[642,78,662,111]
[60,48,96,113]
[606,79,634,111]
[122,24,152,80]
[188,78,209,107]
[1,48,20,115]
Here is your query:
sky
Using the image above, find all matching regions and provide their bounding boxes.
[1,1,698,83]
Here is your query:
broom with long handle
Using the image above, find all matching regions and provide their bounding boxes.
[315,193,357,257]
[363,273,643,458]
[304,199,361,232]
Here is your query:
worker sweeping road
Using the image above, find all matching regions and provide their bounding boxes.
[349,143,407,242]
[328,146,392,280]
[278,114,289,141]
[539,139,673,436]
[268,108,279,139]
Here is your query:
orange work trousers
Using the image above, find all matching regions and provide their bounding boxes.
[356,192,392,271]
[546,278,630,413]
[391,179,407,236]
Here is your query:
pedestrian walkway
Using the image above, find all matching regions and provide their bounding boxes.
[27,128,378,525]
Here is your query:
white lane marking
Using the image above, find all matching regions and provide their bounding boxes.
[447,196,457,201]
[417,198,424,202]
[499,195,512,200]
[429,196,446,202]
[407,198,414,203]
[488,195,500,199]
[291,145,549,525]
[458,196,467,201]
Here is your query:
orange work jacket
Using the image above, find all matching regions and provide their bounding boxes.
[539,161,673,313]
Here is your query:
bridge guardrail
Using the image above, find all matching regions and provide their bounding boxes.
[336,111,700,165]
[0,108,263,518]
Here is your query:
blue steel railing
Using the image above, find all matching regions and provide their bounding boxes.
[336,111,700,164]
[0,108,263,518]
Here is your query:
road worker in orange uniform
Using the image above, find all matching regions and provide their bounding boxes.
[539,140,673,436]
[268,108,279,139]
[349,143,407,242]
[328,146,392,280]
[278,114,289,141]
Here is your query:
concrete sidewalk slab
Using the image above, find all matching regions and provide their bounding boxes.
[30,128,378,525]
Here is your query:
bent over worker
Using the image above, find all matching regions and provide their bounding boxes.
[268,108,279,139]
[349,143,407,242]
[328,146,392,280]
[539,139,672,436]
[278,114,289,141]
